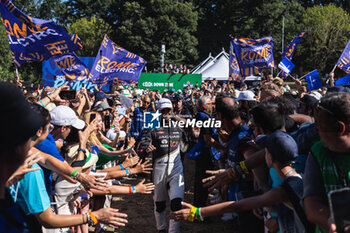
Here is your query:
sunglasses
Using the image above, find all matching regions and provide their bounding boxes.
[315,100,336,118]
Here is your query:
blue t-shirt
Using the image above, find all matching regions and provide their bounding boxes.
[35,133,64,194]
[0,190,28,233]
[9,163,50,215]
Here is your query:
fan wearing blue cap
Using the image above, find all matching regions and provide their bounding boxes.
[171,131,307,233]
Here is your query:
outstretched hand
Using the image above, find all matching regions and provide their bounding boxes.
[134,160,153,174]
[135,179,155,194]
[170,202,193,221]
[202,169,234,192]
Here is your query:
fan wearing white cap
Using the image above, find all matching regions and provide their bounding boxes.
[50,105,86,142]
[139,98,185,233]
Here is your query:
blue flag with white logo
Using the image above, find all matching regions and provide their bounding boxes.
[229,40,243,82]
[278,57,295,74]
[305,70,322,91]
[282,30,306,60]
[0,0,83,67]
[88,35,146,86]
[232,37,274,77]
[335,74,350,86]
[336,39,350,74]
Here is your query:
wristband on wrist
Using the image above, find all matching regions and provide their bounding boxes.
[129,186,133,194]
[131,186,136,194]
[119,164,125,170]
[78,148,86,153]
[239,161,249,174]
[126,146,131,149]
[39,100,45,108]
[125,169,130,176]
[188,206,197,222]
[89,212,98,225]
[47,95,52,102]
[196,207,203,222]
[71,170,79,177]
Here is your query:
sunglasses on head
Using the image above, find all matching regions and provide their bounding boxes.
[315,100,336,118]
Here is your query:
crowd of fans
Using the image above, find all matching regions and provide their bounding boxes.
[0,70,349,233]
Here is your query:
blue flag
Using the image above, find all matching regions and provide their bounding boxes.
[282,30,306,60]
[280,30,306,79]
[336,39,350,74]
[232,37,274,77]
[278,57,295,74]
[305,70,322,91]
[229,40,243,82]
[335,74,350,86]
[0,0,83,67]
[52,52,89,82]
[42,56,97,91]
[88,35,146,86]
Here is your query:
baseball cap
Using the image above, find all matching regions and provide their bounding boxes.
[171,94,183,103]
[50,106,85,130]
[95,92,108,101]
[309,92,322,100]
[0,82,44,147]
[238,90,256,101]
[157,98,173,110]
[257,130,298,166]
[170,88,176,93]
[95,102,112,112]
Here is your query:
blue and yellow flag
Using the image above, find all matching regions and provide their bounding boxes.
[0,0,83,67]
[88,35,146,86]
[232,37,274,77]
[282,30,306,60]
[336,39,350,74]
[229,40,243,82]
[280,30,306,79]
[51,52,89,82]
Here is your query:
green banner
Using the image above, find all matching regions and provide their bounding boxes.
[138,73,202,91]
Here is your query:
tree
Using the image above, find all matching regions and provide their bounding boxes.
[0,26,14,80]
[112,0,198,70]
[66,17,113,57]
[298,4,350,75]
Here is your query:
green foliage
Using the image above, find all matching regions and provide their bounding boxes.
[0,25,14,80]
[67,17,113,56]
[298,4,350,75]
[113,0,198,70]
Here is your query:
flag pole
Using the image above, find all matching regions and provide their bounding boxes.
[276,70,282,78]
[98,49,102,89]
[331,64,337,73]
[288,74,297,80]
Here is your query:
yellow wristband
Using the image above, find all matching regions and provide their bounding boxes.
[188,206,197,222]
[240,161,249,174]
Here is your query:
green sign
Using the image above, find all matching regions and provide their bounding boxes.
[138,73,202,91]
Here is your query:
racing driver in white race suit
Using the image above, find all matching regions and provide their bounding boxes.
[139,98,185,233]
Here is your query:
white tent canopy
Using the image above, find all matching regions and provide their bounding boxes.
[191,49,230,81]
